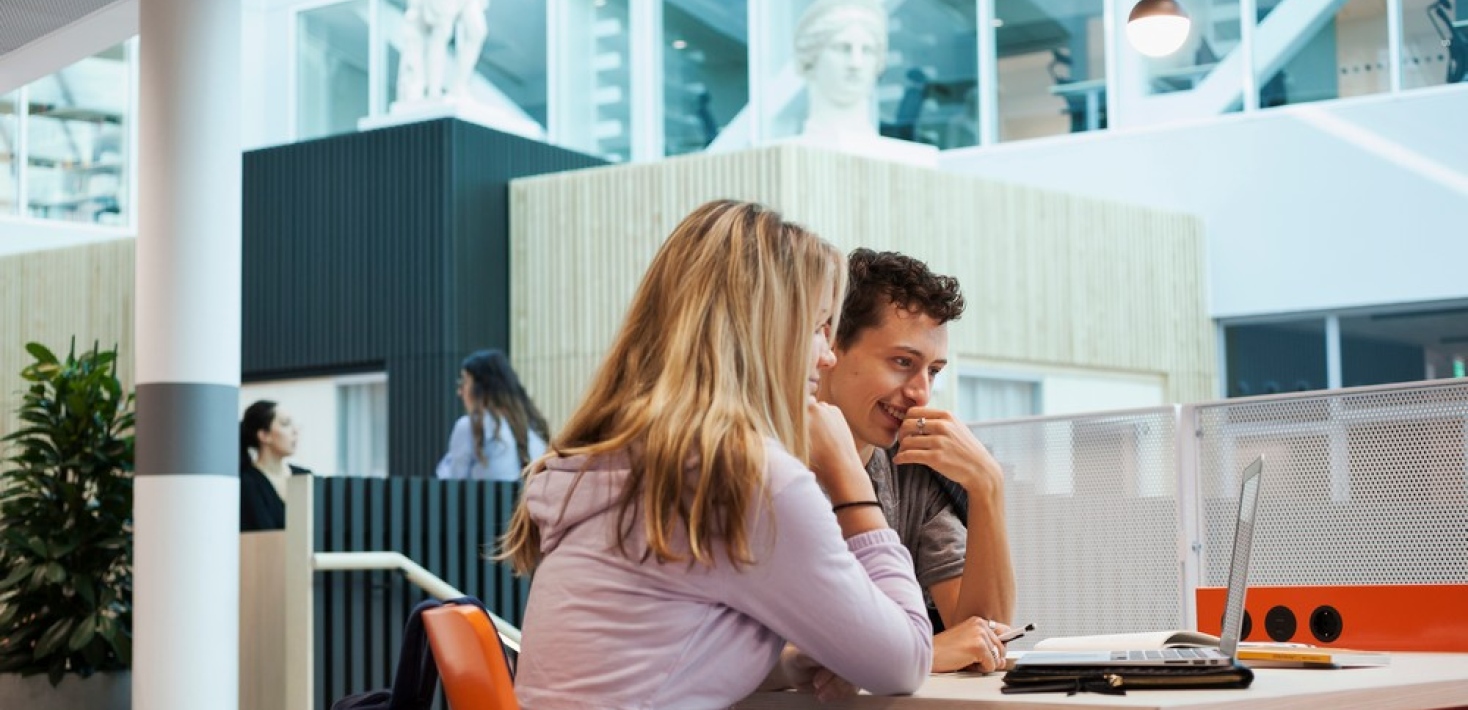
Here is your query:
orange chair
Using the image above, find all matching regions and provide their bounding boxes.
[421,604,520,710]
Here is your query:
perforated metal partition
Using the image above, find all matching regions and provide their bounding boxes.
[972,407,1185,650]
[1189,380,1468,590]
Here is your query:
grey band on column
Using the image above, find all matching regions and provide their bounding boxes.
[136,382,239,476]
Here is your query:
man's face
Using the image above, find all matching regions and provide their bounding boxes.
[819,301,949,459]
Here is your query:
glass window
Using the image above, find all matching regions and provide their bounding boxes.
[997,0,1106,141]
[1256,0,1389,109]
[1401,0,1467,90]
[1144,0,1238,99]
[550,0,633,162]
[24,42,130,225]
[883,0,980,149]
[753,0,810,145]
[1340,306,1468,387]
[338,375,389,477]
[1328,1,1392,101]
[0,90,17,215]
[297,1,371,141]
[1224,320,1327,397]
[663,0,748,156]
[958,374,1041,422]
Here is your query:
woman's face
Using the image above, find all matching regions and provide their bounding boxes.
[808,279,838,398]
[259,408,299,458]
[808,23,882,108]
[457,369,475,413]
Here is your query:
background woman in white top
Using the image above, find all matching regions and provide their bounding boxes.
[436,348,550,481]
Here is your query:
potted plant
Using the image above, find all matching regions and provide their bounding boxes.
[0,341,133,709]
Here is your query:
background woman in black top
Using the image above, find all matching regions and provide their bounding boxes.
[239,400,312,531]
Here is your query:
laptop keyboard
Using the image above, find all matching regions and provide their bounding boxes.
[1110,648,1228,662]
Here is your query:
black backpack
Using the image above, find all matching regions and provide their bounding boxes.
[331,596,501,710]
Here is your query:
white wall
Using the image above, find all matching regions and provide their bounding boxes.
[940,84,1468,320]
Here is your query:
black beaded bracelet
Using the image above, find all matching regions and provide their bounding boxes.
[832,500,882,513]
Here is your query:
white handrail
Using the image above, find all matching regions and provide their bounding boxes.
[313,550,522,653]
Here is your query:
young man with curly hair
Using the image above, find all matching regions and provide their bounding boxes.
[818,248,1017,674]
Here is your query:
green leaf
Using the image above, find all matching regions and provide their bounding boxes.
[43,562,67,585]
[67,616,96,651]
[24,342,58,366]
[33,618,74,658]
[105,628,130,666]
[0,565,31,591]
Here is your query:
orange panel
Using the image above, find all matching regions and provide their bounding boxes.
[1196,584,1468,652]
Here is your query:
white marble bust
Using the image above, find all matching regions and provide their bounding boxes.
[793,0,888,137]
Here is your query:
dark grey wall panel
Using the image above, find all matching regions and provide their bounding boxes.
[243,120,604,476]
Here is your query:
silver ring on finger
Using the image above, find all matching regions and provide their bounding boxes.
[917,417,926,435]
[987,619,997,631]
[992,644,1003,665]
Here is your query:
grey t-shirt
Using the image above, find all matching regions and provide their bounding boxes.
[865,448,967,594]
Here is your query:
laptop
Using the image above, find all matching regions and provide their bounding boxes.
[1014,455,1265,668]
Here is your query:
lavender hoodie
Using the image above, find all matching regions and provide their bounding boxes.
[514,441,933,709]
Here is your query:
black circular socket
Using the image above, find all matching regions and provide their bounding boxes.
[1310,605,1343,643]
[1264,605,1297,642]
[1225,610,1254,640]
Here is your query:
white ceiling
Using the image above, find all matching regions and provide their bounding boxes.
[0,0,122,57]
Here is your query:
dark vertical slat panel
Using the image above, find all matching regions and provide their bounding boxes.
[427,480,444,587]
[347,480,368,694]
[498,482,517,622]
[463,481,484,604]
[387,476,405,687]
[311,477,532,705]
[327,481,348,705]
[313,478,329,710]
[368,478,389,692]
[243,121,604,477]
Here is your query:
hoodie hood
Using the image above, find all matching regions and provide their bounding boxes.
[523,452,635,554]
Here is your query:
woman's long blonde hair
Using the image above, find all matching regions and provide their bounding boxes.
[500,199,844,574]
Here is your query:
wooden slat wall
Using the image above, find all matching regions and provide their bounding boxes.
[0,238,135,441]
[510,144,1215,429]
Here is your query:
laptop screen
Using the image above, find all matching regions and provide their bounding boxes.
[1218,456,1264,657]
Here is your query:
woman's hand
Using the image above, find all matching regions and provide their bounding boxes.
[805,398,872,503]
[932,616,1010,673]
[781,645,860,703]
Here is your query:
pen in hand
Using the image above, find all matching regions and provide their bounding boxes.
[998,623,1036,643]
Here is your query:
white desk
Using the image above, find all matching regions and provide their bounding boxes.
[735,653,1468,709]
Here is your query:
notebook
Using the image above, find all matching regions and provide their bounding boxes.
[1014,455,1265,669]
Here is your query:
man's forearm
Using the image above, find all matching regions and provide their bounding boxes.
[953,490,1016,624]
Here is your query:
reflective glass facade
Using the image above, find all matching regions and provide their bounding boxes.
[278,0,1466,160]
[10,41,132,226]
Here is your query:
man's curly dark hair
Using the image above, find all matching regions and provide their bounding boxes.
[836,248,965,349]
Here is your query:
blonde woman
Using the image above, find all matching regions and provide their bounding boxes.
[501,200,932,708]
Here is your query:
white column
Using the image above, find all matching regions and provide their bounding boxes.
[135,0,242,709]
[976,0,998,145]
[1239,0,1260,112]
[629,0,664,161]
[1386,0,1403,93]
[1325,314,1342,389]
